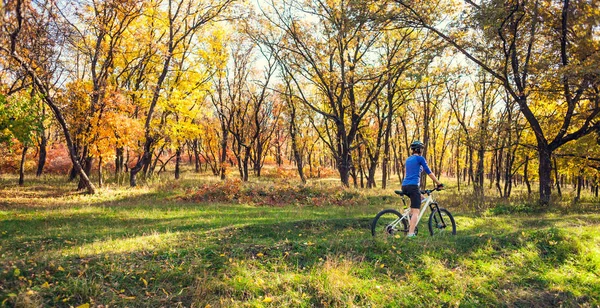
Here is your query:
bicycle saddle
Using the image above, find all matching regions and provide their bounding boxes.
[394,190,406,196]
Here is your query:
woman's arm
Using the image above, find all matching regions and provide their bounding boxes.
[428,172,442,186]
[419,156,442,186]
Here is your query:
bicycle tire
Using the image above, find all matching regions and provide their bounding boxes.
[428,208,456,236]
[371,209,409,238]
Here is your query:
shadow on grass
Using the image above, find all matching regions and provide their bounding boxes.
[0,210,377,306]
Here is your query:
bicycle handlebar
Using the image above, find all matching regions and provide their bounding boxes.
[420,187,444,195]
[395,186,444,197]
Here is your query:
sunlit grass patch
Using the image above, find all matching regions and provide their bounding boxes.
[306,257,397,306]
[0,180,164,210]
[193,254,406,307]
[61,231,181,257]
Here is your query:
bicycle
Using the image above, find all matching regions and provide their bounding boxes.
[371,187,456,238]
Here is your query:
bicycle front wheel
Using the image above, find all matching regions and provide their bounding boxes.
[428,208,456,236]
[371,209,408,238]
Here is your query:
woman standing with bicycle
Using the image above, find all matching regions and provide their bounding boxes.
[403,141,444,238]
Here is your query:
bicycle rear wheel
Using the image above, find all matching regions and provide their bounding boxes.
[371,209,409,238]
[428,208,456,236]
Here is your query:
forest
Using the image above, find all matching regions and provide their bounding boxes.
[1,0,599,204]
[1,0,600,306]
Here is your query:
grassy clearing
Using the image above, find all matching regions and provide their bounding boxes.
[0,174,599,307]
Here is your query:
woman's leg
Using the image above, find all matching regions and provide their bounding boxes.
[403,185,421,235]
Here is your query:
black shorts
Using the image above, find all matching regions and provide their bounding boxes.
[402,185,422,209]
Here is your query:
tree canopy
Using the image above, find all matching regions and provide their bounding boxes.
[1,0,599,203]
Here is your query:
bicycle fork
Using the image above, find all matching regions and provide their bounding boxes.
[429,203,447,228]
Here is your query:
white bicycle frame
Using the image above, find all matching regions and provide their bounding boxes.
[392,191,437,232]
[405,192,435,221]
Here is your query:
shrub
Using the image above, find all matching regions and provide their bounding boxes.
[180,181,368,207]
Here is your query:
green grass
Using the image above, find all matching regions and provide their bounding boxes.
[1,174,599,307]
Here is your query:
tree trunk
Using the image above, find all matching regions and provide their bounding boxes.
[220,126,228,180]
[275,135,283,167]
[338,161,351,187]
[421,88,430,189]
[78,150,93,191]
[150,145,164,176]
[36,133,47,177]
[254,142,263,177]
[175,147,181,180]
[69,164,78,181]
[456,140,461,192]
[495,150,503,198]
[98,156,103,188]
[553,156,562,197]
[336,141,352,187]
[467,147,473,185]
[130,138,153,187]
[186,143,193,165]
[381,110,393,188]
[382,141,390,189]
[129,31,174,186]
[69,142,82,182]
[234,142,243,180]
[504,161,513,198]
[291,141,306,183]
[538,144,553,205]
[367,162,377,189]
[359,164,364,188]
[474,147,485,197]
[124,150,130,173]
[524,156,532,196]
[504,148,516,199]
[115,147,124,174]
[489,147,496,190]
[310,149,317,178]
[19,146,28,186]
[350,160,358,188]
[242,148,250,182]
[358,145,365,188]
[575,172,583,202]
[193,139,201,173]
[289,113,306,183]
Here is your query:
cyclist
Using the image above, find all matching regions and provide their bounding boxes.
[402,140,443,237]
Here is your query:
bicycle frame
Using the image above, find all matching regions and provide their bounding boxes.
[396,190,441,232]
[402,192,437,220]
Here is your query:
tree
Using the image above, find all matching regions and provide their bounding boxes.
[363,28,435,189]
[1,0,97,193]
[159,20,212,180]
[60,0,143,188]
[448,72,501,197]
[0,94,40,185]
[279,69,307,183]
[264,0,395,186]
[395,0,600,204]
[35,100,51,177]
[129,0,234,186]
[226,39,254,181]
[208,30,250,180]
[248,45,280,178]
